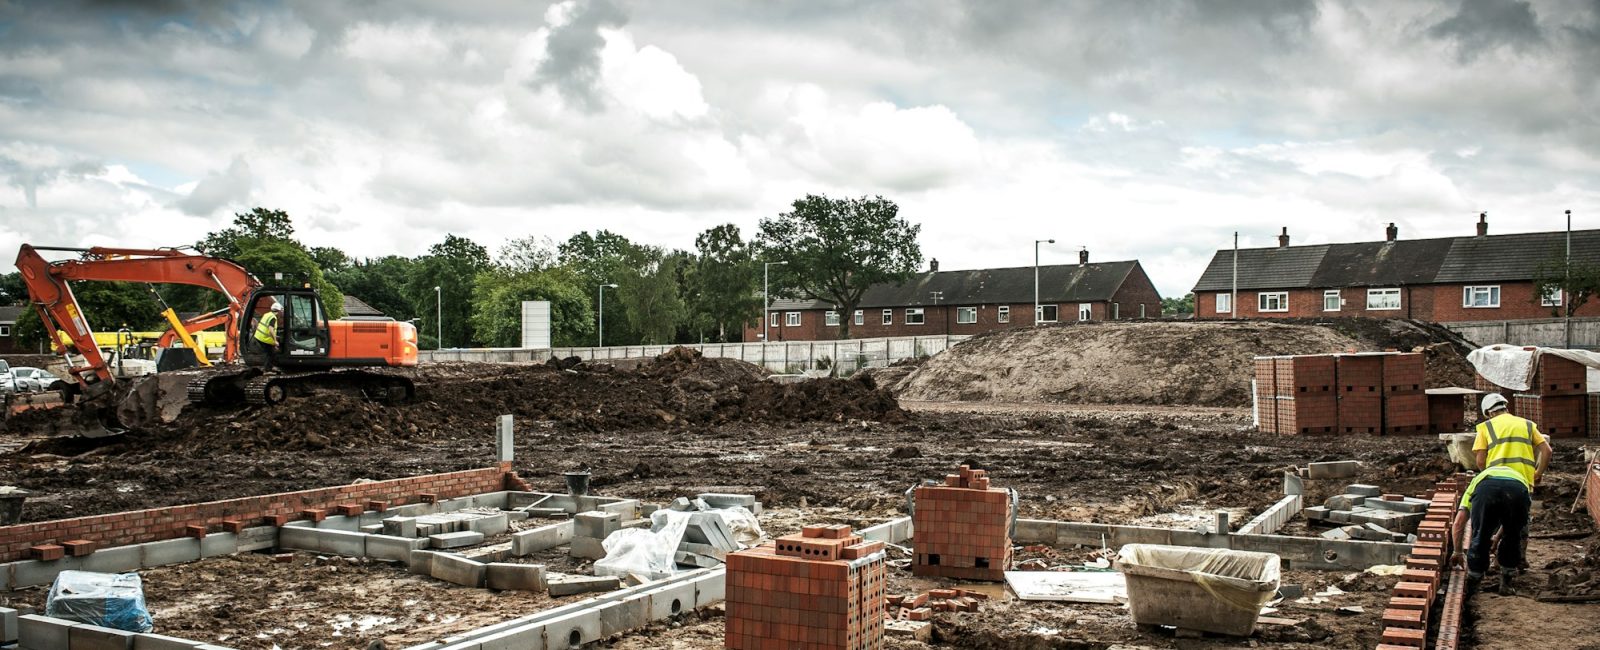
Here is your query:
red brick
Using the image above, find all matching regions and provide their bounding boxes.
[300,509,327,522]
[1381,626,1426,647]
[335,504,363,517]
[61,539,96,557]
[30,544,64,561]
[185,524,206,539]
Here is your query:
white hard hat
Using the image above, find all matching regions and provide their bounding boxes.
[270,302,284,312]
[1481,393,1508,416]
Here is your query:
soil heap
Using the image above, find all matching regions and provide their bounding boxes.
[895,319,1476,407]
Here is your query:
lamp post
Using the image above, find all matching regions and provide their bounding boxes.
[434,286,442,349]
[1565,209,1572,348]
[598,283,618,347]
[763,261,787,342]
[1034,239,1055,325]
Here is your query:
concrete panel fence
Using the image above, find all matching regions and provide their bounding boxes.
[418,335,973,373]
[1444,317,1600,350]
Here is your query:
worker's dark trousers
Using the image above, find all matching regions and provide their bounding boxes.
[1466,477,1531,577]
[259,341,278,372]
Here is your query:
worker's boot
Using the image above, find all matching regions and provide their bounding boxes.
[1498,570,1515,596]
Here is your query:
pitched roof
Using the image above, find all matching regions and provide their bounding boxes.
[1192,228,1600,292]
[773,260,1144,310]
[341,295,388,318]
[0,305,22,323]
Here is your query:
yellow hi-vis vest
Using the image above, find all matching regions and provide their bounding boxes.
[1472,412,1543,486]
[254,311,279,345]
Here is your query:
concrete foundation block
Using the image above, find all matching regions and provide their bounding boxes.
[569,537,607,560]
[276,526,320,553]
[315,515,360,532]
[132,633,207,649]
[1346,484,1383,497]
[1283,472,1304,496]
[366,535,429,563]
[504,510,530,522]
[430,531,485,549]
[409,550,442,575]
[460,542,514,564]
[1,606,17,644]
[547,573,620,596]
[696,493,756,509]
[597,595,650,638]
[598,499,640,519]
[1307,460,1361,480]
[539,609,603,650]
[12,558,70,588]
[1304,506,1330,521]
[643,581,696,620]
[506,492,553,510]
[486,563,546,591]
[18,614,74,650]
[573,512,621,539]
[70,623,137,650]
[1013,519,1057,545]
[236,526,278,552]
[512,521,573,557]
[430,554,487,588]
[467,513,509,537]
[360,524,383,534]
[1325,494,1366,510]
[1366,497,1429,515]
[474,624,546,650]
[138,538,201,568]
[199,533,238,559]
[319,529,369,557]
[695,568,726,605]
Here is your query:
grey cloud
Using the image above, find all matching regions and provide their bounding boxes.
[177,156,252,215]
[1428,0,1546,60]
[0,152,102,209]
[532,0,627,111]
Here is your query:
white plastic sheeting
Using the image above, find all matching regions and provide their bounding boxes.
[1467,345,1600,391]
[593,505,764,581]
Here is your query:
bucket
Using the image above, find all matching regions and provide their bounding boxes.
[1117,544,1280,637]
[563,471,591,496]
[0,487,29,526]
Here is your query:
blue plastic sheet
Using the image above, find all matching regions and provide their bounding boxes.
[46,570,154,633]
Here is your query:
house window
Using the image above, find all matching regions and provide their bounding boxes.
[1036,305,1059,322]
[1216,293,1232,314]
[1462,286,1500,308]
[1139,304,1146,318]
[1258,292,1288,313]
[825,311,840,326]
[1542,287,1563,307]
[769,312,779,327]
[905,308,925,325]
[1323,290,1341,312]
[1079,303,1093,321]
[956,307,977,324]
[1367,288,1401,311]
[0,325,9,337]
[997,306,1010,323]
[1112,303,1120,320]
[785,312,801,326]
[882,309,893,325]
[854,310,864,325]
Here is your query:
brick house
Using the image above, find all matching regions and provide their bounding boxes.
[1192,216,1600,322]
[746,250,1162,341]
[0,305,22,353]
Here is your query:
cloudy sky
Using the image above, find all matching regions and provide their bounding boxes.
[2,0,1597,297]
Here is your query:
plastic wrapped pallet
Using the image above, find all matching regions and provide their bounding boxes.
[1116,544,1279,637]
[45,570,154,633]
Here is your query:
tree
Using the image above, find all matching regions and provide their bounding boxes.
[407,234,489,348]
[470,266,594,347]
[756,194,922,339]
[0,272,25,305]
[618,247,686,345]
[559,231,642,345]
[196,207,295,259]
[496,235,559,274]
[186,208,344,318]
[309,246,353,273]
[1533,251,1600,318]
[231,239,346,318]
[13,282,162,349]
[325,255,419,322]
[1162,293,1195,316]
[689,224,760,342]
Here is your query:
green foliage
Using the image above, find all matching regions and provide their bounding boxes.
[308,246,352,272]
[469,266,594,348]
[559,230,641,344]
[325,255,419,322]
[1162,293,1194,316]
[407,234,490,348]
[689,224,760,342]
[0,272,25,304]
[619,248,686,345]
[1533,251,1600,317]
[496,235,559,274]
[757,194,922,339]
[232,238,345,318]
[196,207,296,258]
[13,282,161,348]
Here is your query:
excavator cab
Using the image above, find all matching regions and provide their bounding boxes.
[240,288,331,369]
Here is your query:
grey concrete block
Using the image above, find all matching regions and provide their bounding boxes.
[695,568,726,605]
[486,563,546,591]
[366,535,429,563]
[317,529,369,557]
[1321,527,1352,540]
[1303,506,1330,521]
[1365,497,1429,514]
[276,526,320,553]
[1,606,17,644]
[598,596,650,639]
[1283,472,1304,496]
[504,510,530,522]
[512,521,573,556]
[282,520,314,528]
[473,491,510,510]
[460,542,514,564]
[382,516,418,538]
[598,499,640,519]
[697,493,756,509]
[12,558,71,588]
[573,512,620,539]
[1012,518,1057,544]
[315,515,360,532]
[18,614,73,650]
[1328,509,1352,524]
[236,526,277,552]
[430,531,485,549]
[78,546,139,575]
[569,537,607,560]
[643,581,696,620]
[474,624,545,650]
[133,633,207,649]
[497,414,514,462]
[467,513,509,537]
[430,554,487,588]
[200,533,238,559]
[1324,494,1366,510]
[539,608,603,649]
[360,524,383,534]
[506,492,552,510]
[70,623,137,650]
[1307,460,1361,480]
[139,538,201,568]
[1346,483,1382,497]
[547,573,620,596]
[409,550,441,575]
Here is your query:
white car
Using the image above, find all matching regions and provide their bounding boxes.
[0,360,12,394]
[10,367,62,393]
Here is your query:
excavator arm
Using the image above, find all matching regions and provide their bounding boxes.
[15,245,261,397]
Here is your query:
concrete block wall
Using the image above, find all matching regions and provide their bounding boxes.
[912,466,1011,582]
[0,464,522,563]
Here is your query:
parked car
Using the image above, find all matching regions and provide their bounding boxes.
[10,367,61,393]
[0,359,12,394]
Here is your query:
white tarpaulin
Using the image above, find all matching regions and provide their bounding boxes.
[1466,345,1600,392]
[1005,571,1128,603]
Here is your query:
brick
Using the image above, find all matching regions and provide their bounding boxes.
[419,492,440,504]
[300,509,327,522]
[185,525,206,539]
[336,504,363,517]
[221,520,245,534]
[30,544,64,561]
[62,539,97,557]
[1381,626,1426,648]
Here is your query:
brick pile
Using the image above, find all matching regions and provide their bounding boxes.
[1376,475,1467,650]
[1427,392,1469,434]
[1590,393,1600,440]
[884,587,988,622]
[1475,353,1591,437]
[912,465,1012,581]
[1252,353,1427,435]
[725,524,887,650]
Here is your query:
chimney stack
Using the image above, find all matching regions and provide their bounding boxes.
[1476,212,1488,237]
[929,258,939,272]
[1278,227,1290,248]
[1385,222,1398,242]
[1078,247,1089,266]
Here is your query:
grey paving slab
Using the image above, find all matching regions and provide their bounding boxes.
[430,531,485,549]
[367,535,429,563]
[430,554,486,588]
[18,614,73,650]
[69,623,137,650]
[486,563,545,591]
[511,521,573,557]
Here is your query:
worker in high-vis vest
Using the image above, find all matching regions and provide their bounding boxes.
[1455,393,1552,591]
[1450,465,1533,594]
[254,302,283,373]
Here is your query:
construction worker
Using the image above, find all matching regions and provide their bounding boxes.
[1453,393,1553,591]
[254,302,283,373]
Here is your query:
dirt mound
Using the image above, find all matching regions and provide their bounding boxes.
[896,319,1475,407]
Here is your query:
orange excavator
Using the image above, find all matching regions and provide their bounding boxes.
[16,245,419,435]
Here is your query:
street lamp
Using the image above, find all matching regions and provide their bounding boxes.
[598,283,618,347]
[763,261,787,342]
[1034,239,1055,325]
[1565,209,1572,348]
[434,286,442,349]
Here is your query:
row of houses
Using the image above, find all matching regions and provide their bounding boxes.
[752,214,1598,342]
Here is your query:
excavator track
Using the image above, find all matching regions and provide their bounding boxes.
[229,369,414,407]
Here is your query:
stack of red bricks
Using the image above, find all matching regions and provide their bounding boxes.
[1479,353,1590,437]
[1253,352,1427,435]
[912,465,1012,581]
[1377,475,1467,650]
[885,587,988,622]
[725,524,887,650]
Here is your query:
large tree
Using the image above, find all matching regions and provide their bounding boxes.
[1533,251,1600,319]
[689,224,760,342]
[558,230,641,345]
[618,247,686,345]
[191,207,345,318]
[324,255,419,323]
[757,194,922,339]
[470,266,594,348]
[407,234,489,348]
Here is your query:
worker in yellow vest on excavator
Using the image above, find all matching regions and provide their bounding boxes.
[1451,393,1552,594]
[254,302,283,373]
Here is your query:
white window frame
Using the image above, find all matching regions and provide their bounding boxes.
[1461,285,1500,309]
[1079,303,1093,321]
[1541,287,1563,307]
[1139,304,1146,318]
[1323,290,1341,312]
[997,305,1010,323]
[1036,304,1059,323]
[785,312,801,326]
[824,311,840,326]
[1215,293,1232,314]
[1257,292,1289,313]
[882,309,893,325]
[956,306,977,324]
[769,312,779,327]
[905,308,925,325]
[1366,288,1401,311]
[853,310,864,325]
[0,325,9,337]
